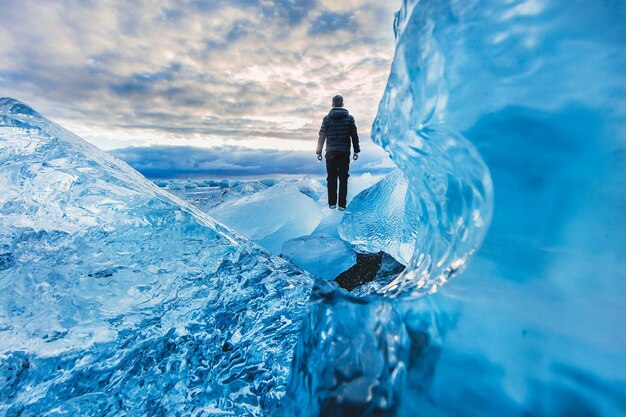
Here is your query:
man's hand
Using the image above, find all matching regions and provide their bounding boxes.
[353,152,359,161]
[317,154,323,161]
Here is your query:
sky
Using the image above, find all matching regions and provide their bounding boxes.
[0,0,400,177]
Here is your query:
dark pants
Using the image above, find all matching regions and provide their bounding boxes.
[325,151,350,208]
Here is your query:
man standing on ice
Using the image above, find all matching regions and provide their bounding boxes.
[316,95,360,211]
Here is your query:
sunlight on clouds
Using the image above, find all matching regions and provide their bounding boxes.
[246,115,309,130]
[0,0,400,159]
[318,0,383,13]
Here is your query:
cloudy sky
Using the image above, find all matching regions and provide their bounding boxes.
[0,0,399,177]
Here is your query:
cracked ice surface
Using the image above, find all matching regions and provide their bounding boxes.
[0,98,313,416]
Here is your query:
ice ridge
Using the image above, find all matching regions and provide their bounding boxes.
[0,98,313,416]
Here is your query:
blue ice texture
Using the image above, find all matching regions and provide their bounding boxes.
[2,0,626,415]
[287,0,626,415]
[281,234,356,280]
[205,175,380,256]
[0,98,313,416]
[209,182,323,254]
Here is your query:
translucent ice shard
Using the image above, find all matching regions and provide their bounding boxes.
[339,169,416,265]
[281,234,356,280]
[284,0,626,413]
[331,0,626,415]
[282,282,411,417]
[339,4,494,298]
[0,98,313,416]
[209,182,322,254]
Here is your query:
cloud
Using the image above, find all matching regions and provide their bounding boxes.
[111,144,394,179]
[309,11,358,35]
[0,0,399,151]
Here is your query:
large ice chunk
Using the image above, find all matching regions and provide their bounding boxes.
[344,172,381,204]
[209,182,322,254]
[333,0,626,415]
[295,177,327,201]
[282,282,411,417]
[340,169,415,265]
[281,234,356,280]
[339,37,494,298]
[0,98,313,416]
[309,173,383,240]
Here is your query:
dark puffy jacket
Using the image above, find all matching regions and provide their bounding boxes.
[316,107,360,155]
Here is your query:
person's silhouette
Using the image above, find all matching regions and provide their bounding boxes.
[316,95,360,210]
